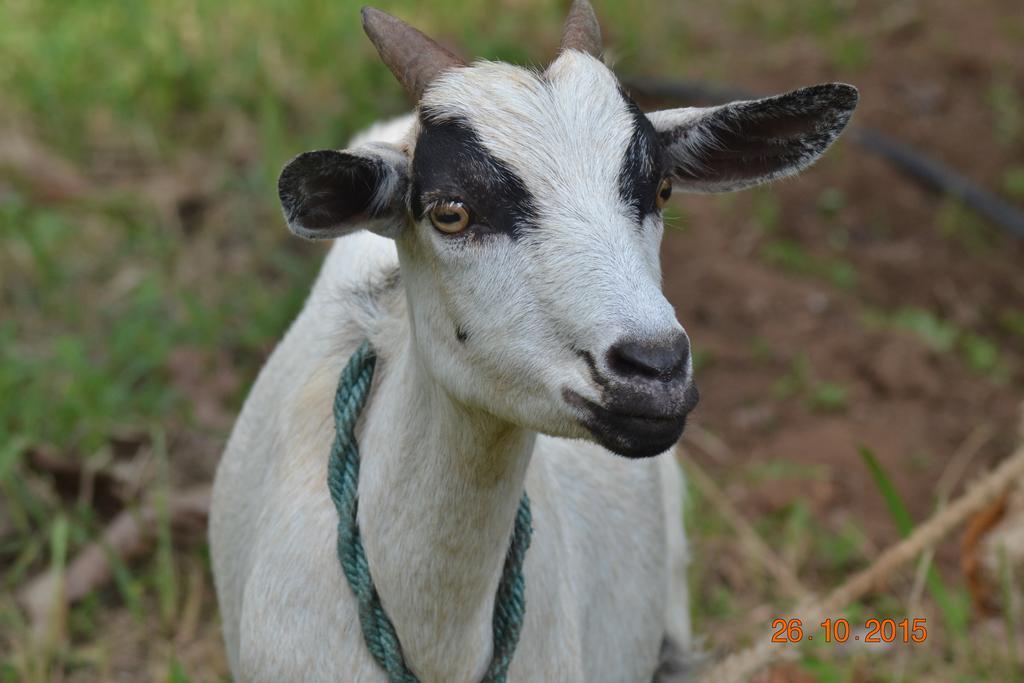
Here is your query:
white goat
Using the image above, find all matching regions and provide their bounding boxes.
[210,2,857,681]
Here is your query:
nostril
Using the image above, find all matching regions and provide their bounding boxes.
[606,332,690,382]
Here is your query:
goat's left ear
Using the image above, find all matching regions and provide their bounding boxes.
[647,83,858,193]
[278,142,409,240]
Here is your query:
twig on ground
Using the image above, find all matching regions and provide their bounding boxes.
[698,439,1024,683]
[681,452,811,602]
[936,424,997,504]
[682,424,734,464]
[17,486,210,641]
[894,423,994,682]
[24,446,130,516]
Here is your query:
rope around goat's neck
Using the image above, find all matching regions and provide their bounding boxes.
[326,340,533,683]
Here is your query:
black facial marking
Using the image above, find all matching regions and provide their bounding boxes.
[455,324,469,343]
[575,347,610,390]
[618,89,666,223]
[413,111,538,240]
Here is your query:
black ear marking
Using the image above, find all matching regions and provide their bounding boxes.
[655,83,858,193]
[278,149,407,239]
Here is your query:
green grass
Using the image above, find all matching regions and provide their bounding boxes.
[987,78,1023,146]
[0,1,496,678]
[772,354,851,413]
[858,446,970,645]
[875,307,1011,379]
[1004,167,1024,201]
[761,238,858,290]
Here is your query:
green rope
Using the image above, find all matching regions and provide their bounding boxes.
[327,340,532,683]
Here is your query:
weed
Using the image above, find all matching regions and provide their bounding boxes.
[773,354,851,413]
[806,381,849,413]
[816,187,846,219]
[167,659,195,683]
[761,239,857,290]
[937,199,997,251]
[988,79,1023,146]
[888,308,958,353]
[1004,167,1024,201]
[827,36,872,73]
[858,446,970,644]
[1001,310,1024,340]
[752,188,782,234]
[885,307,1009,379]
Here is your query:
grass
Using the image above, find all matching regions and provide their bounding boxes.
[772,354,852,413]
[761,238,858,290]
[874,307,1011,379]
[857,446,970,644]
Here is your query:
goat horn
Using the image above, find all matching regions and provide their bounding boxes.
[559,0,602,57]
[361,6,466,102]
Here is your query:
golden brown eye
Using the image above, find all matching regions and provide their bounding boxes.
[656,177,672,210]
[429,201,470,234]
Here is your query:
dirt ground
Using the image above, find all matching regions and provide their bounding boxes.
[652,0,1024,672]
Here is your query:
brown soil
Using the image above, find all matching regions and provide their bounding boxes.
[656,0,1024,618]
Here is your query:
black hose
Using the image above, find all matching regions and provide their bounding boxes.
[623,76,1024,240]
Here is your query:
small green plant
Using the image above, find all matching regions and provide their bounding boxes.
[752,188,782,233]
[1000,310,1024,340]
[167,660,195,683]
[858,446,970,644]
[960,333,1002,375]
[1003,167,1024,200]
[827,36,872,73]
[885,307,1009,378]
[773,355,850,413]
[937,199,997,251]
[988,79,1023,146]
[761,239,857,290]
[816,187,846,218]
[889,308,958,352]
[806,381,849,413]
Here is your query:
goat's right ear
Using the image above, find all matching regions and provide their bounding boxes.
[277,142,409,240]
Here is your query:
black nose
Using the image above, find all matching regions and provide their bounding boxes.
[607,332,690,382]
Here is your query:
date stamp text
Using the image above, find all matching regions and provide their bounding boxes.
[770,618,928,644]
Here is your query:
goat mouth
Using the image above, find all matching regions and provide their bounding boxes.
[562,388,696,459]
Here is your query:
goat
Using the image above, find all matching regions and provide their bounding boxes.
[209,2,857,681]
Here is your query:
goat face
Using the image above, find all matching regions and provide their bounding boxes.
[276,8,857,458]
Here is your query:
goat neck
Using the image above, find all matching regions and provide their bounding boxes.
[355,334,536,682]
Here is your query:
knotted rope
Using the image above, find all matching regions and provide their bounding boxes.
[326,340,533,683]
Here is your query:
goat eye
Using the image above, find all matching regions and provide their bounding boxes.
[429,201,470,234]
[655,178,672,209]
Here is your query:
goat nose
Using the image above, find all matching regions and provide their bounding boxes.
[606,332,690,382]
